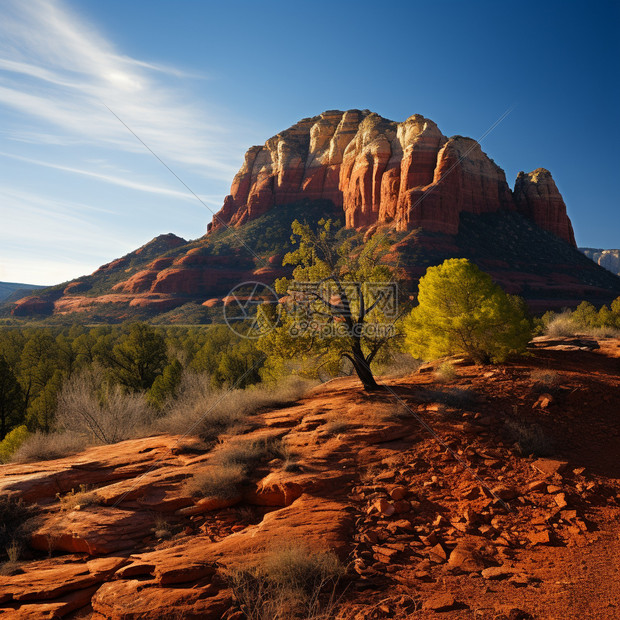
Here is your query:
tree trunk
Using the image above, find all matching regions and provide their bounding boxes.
[351,343,379,391]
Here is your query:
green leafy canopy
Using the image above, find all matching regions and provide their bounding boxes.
[404,258,532,363]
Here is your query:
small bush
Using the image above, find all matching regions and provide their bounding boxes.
[434,362,458,383]
[227,541,345,620]
[185,463,247,499]
[0,497,33,564]
[159,373,312,442]
[0,425,30,463]
[11,431,88,463]
[530,369,560,394]
[375,353,422,377]
[57,371,155,444]
[57,485,101,511]
[545,314,579,337]
[323,415,353,437]
[505,419,555,457]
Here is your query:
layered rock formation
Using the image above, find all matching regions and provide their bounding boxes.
[581,248,620,276]
[210,110,576,245]
[514,169,576,246]
[6,110,620,321]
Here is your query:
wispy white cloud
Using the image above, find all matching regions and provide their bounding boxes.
[0,0,246,283]
[0,0,240,178]
[0,151,203,202]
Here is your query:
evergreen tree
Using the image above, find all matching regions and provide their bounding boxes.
[106,323,168,391]
[404,258,532,363]
[0,355,24,438]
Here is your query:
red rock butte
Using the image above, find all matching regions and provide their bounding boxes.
[210,109,576,246]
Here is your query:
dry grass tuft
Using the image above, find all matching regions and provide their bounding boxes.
[505,419,555,457]
[184,432,293,500]
[227,540,346,620]
[11,431,88,463]
[153,515,172,539]
[323,413,354,437]
[434,361,458,383]
[159,374,313,442]
[530,369,561,394]
[57,485,102,511]
[212,435,287,468]
[184,463,247,499]
[0,497,34,568]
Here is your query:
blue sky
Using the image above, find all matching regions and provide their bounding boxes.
[0,0,618,285]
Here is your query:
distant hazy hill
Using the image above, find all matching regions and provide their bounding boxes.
[0,281,46,303]
[580,248,620,276]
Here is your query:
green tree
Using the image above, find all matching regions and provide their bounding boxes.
[598,297,620,329]
[0,425,30,462]
[258,219,401,390]
[26,369,64,432]
[191,326,263,388]
[571,301,599,328]
[148,359,183,409]
[106,323,168,391]
[18,330,56,413]
[404,258,532,363]
[0,355,24,438]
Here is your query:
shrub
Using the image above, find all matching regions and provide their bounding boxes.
[505,419,555,457]
[545,313,578,337]
[530,369,561,394]
[57,485,101,511]
[434,362,458,383]
[56,370,155,444]
[227,541,345,620]
[11,431,88,463]
[0,425,30,463]
[404,259,532,363]
[184,463,247,499]
[0,497,33,564]
[159,373,313,441]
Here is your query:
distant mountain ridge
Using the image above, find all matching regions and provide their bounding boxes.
[0,281,45,303]
[580,248,620,276]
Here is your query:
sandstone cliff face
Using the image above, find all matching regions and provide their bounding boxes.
[513,169,576,245]
[10,111,620,321]
[210,110,575,245]
[580,248,620,276]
